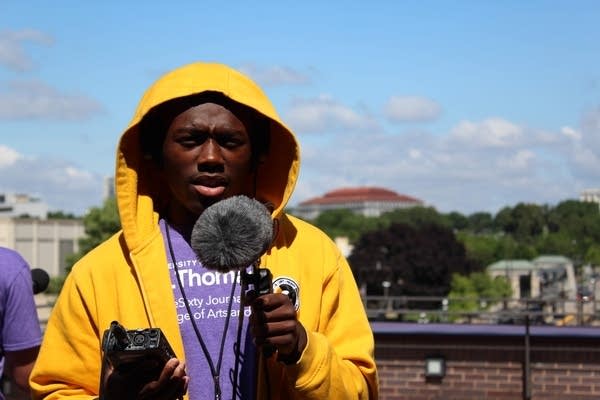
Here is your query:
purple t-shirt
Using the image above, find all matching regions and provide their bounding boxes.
[160,221,257,400]
[0,247,43,394]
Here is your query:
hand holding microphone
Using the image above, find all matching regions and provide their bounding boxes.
[191,195,307,363]
[249,291,307,364]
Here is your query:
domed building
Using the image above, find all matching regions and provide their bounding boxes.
[292,186,423,220]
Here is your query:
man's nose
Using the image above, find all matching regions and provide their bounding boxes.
[198,139,223,163]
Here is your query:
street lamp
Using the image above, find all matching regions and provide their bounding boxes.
[381,280,397,319]
[382,280,391,297]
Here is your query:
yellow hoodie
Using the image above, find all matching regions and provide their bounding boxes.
[30,62,378,400]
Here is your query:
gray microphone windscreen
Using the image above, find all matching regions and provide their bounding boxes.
[190,195,273,273]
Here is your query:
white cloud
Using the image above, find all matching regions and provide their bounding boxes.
[0,144,22,167]
[497,149,536,170]
[449,117,524,148]
[291,109,589,215]
[0,29,54,71]
[564,107,600,179]
[0,80,104,120]
[384,96,441,122]
[0,146,104,215]
[561,126,581,141]
[284,95,380,134]
[238,63,312,87]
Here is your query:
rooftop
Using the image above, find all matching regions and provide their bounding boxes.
[299,186,422,206]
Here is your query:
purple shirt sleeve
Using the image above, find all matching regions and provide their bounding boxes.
[1,248,43,353]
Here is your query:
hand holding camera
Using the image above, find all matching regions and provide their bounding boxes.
[100,321,188,400]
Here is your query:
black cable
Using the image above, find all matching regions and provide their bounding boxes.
[231,300,245,400]
[165,220,238,400]
[262,353,272,400]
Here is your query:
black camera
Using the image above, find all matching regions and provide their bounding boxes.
[102,321,176,374]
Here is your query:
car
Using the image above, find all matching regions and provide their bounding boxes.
[577,286,594,302]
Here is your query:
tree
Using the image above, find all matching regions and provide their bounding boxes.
[348,222,481,299]
[458,233,499,267]
[494,234,537,260]
[447,272,511,319]
[494,203,547,241]
[381,206,450,229]
[466,212,494,233]
[447,211,469,231]
[585,244,600,267]
[312,209,381,242]
[546,200,600,261]
[48,211,77,219]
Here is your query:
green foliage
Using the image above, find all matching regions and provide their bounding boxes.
[447,211,469,231]
[46,275,66,295]
[380,206,450,230]
[312,209,382,242]
[452,200,600,269]
[314,198,600,302]
[494,203,548,241]
[447,274,478,314]
[348,222,481,299]
[48,211,77,219]
[494,234,538,260]
[457,233,499,267]
[447,272,512,318]
[466,212,494,233]
[585,244,600,266]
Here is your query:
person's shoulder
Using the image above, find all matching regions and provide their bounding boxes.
[280,213,338,247]
[0,247,30,277]
[0,246,27,264]
[281,213,326,235]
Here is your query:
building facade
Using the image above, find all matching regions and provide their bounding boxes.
[580,188,600,205]
[0,193,48,220]
[0,217,85,277]
[292,186,423,220]
[488,255,578,317]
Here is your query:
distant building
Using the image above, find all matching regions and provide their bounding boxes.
[0,193,48,220]
[580,188,600,207]
[488,255,577,314]
[0,216,85,277]
[103,176,115,201]
[292,186,423,220]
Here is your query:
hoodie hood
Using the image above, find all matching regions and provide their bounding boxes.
[115,62,300,250]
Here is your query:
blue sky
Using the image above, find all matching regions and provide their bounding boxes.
[1,1,599,216]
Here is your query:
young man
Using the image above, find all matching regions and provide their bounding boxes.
[0,247,42,400]
[30,62,378,399]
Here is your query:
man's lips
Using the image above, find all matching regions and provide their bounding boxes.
[194,185,226,197]
[192,176,227,197]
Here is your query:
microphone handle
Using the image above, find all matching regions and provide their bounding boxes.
[241,265,276,358]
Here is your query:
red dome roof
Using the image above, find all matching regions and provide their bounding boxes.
[299,186,422,205]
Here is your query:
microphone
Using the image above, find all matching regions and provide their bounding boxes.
[31,268,50,294]
[190,195,273,273]
[190,195,276,358]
